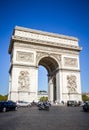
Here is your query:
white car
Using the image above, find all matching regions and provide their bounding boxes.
[16,101,31,107]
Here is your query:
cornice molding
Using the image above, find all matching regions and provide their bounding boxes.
[8,35,82,54]
[15,26,78,41]
[59,68,80,72]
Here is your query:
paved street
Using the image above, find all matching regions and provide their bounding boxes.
[0,106,89,130]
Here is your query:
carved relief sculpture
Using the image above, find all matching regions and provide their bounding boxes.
[8,26,82,102]
[67,75,77,93]
[51,53,61,62]
[18,71,29,91]
[36,52,46,63]
[64,57,78,67]
[36,51,61,65]
[16,51,34,62]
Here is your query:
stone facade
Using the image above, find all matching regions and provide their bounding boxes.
[8,26,82,103]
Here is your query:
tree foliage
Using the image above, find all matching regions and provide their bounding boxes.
[39,96,48,102]
[38,90,47,93]
[0,94,8,101]
[82,94,89,102]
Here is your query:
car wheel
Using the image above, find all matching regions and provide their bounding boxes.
[2,107,6,112]
[83,108,87,112]
[15,107,18,111]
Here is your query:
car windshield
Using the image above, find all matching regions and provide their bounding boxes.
[86,101,89,105]
[18,101,28,103]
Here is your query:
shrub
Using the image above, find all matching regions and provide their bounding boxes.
[0,94,8,101]
[82,94,89,102]
[39,96,48,102]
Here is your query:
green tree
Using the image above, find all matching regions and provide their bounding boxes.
[39,96,48,102]
[82,94,89,102]
[0,94,8,101]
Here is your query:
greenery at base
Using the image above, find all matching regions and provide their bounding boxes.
[0,93,89,102]
[0,95,8,101]
[82,94,89,102]
[39,96,48,102]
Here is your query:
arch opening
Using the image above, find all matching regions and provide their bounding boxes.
[38,56,59,103]
[38,65,48,92]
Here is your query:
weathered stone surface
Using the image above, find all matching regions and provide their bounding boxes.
[8,26,82,103]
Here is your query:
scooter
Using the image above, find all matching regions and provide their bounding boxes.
[38,102,49,110]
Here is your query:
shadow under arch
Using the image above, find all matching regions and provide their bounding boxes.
[38,56,59,76]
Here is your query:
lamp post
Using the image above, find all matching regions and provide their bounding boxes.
[68,90,71,101]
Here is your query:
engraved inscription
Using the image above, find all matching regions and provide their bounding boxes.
[64,57,78,67]
[16,51,34,62]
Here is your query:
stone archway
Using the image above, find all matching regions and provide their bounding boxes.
[38,56,59,103]
[8,26,82,103]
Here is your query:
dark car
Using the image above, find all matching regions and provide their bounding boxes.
[0,101,17,112]
[83,101,89,112]
[67,100,78,106]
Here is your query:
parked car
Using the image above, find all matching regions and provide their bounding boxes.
[83,101,89,112]
[67,100,78,106]
[16,101,31,107]
[0,101,17,112]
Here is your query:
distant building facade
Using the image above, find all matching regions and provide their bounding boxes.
[8,26,82,103]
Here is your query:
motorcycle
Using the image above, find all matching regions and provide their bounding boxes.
[38,102,49,110]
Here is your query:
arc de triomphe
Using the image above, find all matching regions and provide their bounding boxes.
[8,26,82,103]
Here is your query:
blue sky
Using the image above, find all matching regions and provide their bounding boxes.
[0,0,89,95]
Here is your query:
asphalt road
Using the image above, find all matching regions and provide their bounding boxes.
[0,106,89,130]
